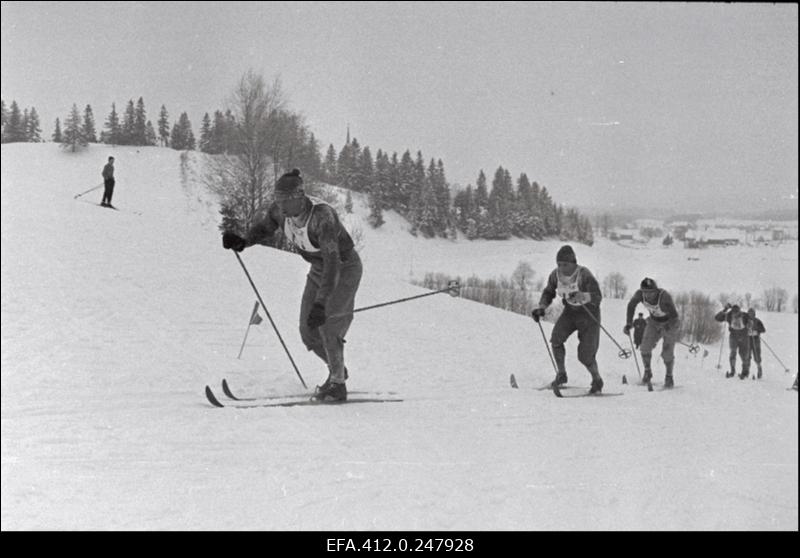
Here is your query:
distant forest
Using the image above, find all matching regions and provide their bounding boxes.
[2,89,592,245]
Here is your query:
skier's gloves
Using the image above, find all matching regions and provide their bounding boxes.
[307,302,327,328]
[531,307,546,322]
[623,324,632,336]
[222,232,246,252]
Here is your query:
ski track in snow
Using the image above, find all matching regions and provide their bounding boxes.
[1,144,797,530]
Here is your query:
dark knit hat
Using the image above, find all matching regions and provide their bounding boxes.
[274,168,304,200]
[731,304,740,313]
[640,277,658,290]
[747,308,756,316]
[556,245,577,264]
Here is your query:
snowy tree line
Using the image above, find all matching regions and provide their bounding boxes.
[1,100,43,143]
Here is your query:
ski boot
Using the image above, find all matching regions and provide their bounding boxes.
[757,365,762,379]
[641,369,653,386]
[739,369,750,380]
[312,381,347,402]
[550,371,568,388]
[315,367,349,394]
[663,374,674,389]
[589,375,604,395]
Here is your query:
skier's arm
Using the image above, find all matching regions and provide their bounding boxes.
[246,204,282,247]
[310,205,342,305]
[757,319,766,334]
[537,270,558,308]
[626,290,644,325]
[579,268,602,308]
[660,291,680,322]
[714,308,729,322]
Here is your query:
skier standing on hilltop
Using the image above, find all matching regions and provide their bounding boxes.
[221,169,362,402]
[101,156,115,207]
[530,245,605,394]
[624,278,681,388]
[745,308,766,379]
[715,303,752,379]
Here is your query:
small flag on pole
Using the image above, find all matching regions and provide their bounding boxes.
[249,301,263,325]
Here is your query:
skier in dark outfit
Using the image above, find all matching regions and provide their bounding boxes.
[101,156,115,207]
[530,245,605,394]
[222,169,362,402]
[715,304,751,379]
[624,278,680,388]
[745,308,766,379]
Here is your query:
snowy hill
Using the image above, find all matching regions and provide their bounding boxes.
[1,143,797,530]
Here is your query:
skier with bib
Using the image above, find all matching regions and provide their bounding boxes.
[530,245,605,394]
[221,169,362,402]
[715,304,752,379]
[624,278,681,388]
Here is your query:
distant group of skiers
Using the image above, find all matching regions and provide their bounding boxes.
[218,167,792,401]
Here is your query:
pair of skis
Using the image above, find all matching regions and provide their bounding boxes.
[509,374,623,398]
[204,379,403,408]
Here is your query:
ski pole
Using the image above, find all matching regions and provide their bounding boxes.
[535,320,560,376]
[716,330,726,370]
[328,281,460,319]
[73,182,104,199]
[627,332,642,380]
[579,303,631,359]
[233,252,307,389]
[761,337,791,373]
[236,300,260,359]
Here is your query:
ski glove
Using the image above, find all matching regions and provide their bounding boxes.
[531,307,546,322]
[222,232,246,252]
[623,324,632,336]
[307,302,327,328]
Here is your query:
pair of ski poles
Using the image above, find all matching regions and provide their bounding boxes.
[230,252,461,388]
[533,303,640,381]
[73,182,104,199]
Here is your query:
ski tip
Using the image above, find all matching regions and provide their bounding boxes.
[221,378,238,400]
[205,385,225,407]
[553,385,563,398]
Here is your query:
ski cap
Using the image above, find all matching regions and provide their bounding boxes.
[274,168,304,200]
[730,304,740,313]
[556,245,577,264]
[747,308,756,316]
[640,277,658,291]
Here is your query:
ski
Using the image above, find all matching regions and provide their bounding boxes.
[553,385,623,398]
[220,378,397,401]
[205,386,402,408]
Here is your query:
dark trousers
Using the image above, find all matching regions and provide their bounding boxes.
[550,306,600,376]
[102,178,115,205]
[299,252,362,383]
[749,336,762,364]
[729,330,750,374]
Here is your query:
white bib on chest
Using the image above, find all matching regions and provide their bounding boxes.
[642,291,667,318]
[282,197,325,253]
[556,267,583,306]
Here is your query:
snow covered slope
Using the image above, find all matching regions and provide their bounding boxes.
[1,143,797,530]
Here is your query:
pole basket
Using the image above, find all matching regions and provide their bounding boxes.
[618,348,632,359]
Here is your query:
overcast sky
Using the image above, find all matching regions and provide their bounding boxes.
[2,1,797,214]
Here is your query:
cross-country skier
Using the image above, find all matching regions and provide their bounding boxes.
[624,278,681,388]
[715,303,752,379]
[101,156,115,207]
[221,169,362,402]
[530,245,605,394]
[745,308,766,379]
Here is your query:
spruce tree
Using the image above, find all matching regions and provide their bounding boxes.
[82,105,97,143]
[104,103,121,145]
[121,99,136,144]
[323,144,338,183]
[134,97,147,145]
[158,105,170,147]
[200,113,212,152]
[61,103,87,152]
[145,120,157,146]
[26,107,42,142]
[52,117,62,142]
[4,101,25,143]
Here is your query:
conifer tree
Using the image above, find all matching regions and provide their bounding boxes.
[26,107,42,142]
[199,113,212,153]
[52,117,62,143]
[158,105,170,147]
[134,97,147,145]
[61,103,87,152]
[121,99,136,144]
[4,101,25,143]
[323,144,338,183]
[82,105,97,143]
[104,103,121,145]
[145,120,157,146]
